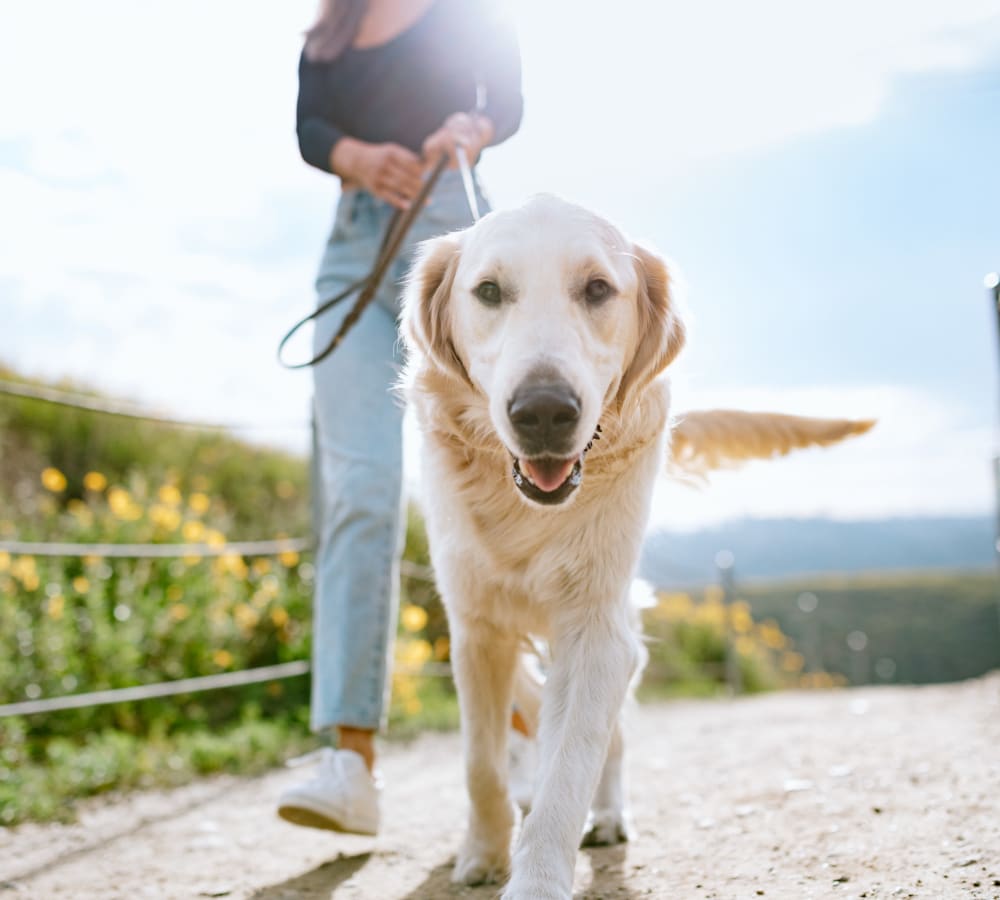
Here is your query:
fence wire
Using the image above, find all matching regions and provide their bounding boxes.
[0,659,454,719]
[0,378,308,433]
[0,537,313,559]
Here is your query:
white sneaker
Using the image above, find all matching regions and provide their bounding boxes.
[277,747,380,835]
[508,730,537,814]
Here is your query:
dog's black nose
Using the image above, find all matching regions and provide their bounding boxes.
[508,380,581,455]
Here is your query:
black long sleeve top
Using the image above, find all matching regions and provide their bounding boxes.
[296,0,523,173]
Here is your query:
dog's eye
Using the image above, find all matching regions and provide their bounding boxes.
[474,280,502,306]
[584,278,612,304]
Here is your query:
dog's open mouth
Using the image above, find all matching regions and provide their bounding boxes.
[509,426,601,506]
[512,455,584,505]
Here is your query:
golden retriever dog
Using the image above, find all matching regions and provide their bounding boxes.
[400,194,872,899]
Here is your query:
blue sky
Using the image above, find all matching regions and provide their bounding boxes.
[1,0,998,528]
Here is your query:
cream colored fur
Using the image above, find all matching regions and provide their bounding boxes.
[400,195,871,899]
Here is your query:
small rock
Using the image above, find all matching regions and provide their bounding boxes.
[849,699,870,715]
[784,778,815,793]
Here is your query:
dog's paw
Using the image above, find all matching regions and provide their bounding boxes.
[451,843,510,886]
[580,808,634,847]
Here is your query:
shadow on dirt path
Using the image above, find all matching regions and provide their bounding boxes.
[250,851,372,899]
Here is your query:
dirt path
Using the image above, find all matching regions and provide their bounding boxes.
[3,676,999,900]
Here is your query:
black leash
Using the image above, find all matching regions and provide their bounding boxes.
[277,153,450,369]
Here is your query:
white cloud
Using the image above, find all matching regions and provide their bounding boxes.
[482,0,1000,206]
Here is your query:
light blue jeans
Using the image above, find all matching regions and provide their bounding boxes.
[310,168,488,732]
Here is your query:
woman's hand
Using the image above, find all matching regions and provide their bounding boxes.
[330,137,425,209]
[422,112,494,170]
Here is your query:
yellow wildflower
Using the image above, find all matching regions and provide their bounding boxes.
[397,637,432,667]
[72,576,90,593]
[205,529,226,548]
[278,550,299,568]
[730,603,753,634]
[233,603,259,631]
[757,620,788,650]
[654,591,692,620]
[11,556,37,584]
[213,649,233,668]
[182,520,206,543]
[393,674,418,698]
[149,504,181,531]
[83,471,108,492]
[157,484,182,507]
[107,487,133,519]
[781,651,805,673]
[695,600,725,627]
[400,604,428,633]
[217,553,248,579]
[270,607,289,627]
[251,558,271,577]
[47,594,65,620]
[169,603,190,622]
[188,492,210,514]
[41,467,67,492]
[0,551,9,572]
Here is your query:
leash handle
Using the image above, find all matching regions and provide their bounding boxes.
[277,153,450,370]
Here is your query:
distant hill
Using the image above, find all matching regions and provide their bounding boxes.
[640,515,996,585]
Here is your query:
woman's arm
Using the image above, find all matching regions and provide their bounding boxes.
[297,51,423,207]
[296,50,346,174]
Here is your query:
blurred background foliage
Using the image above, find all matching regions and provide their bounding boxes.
[1,368,996,826]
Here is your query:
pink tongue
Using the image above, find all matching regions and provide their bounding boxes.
[522,457,576,493]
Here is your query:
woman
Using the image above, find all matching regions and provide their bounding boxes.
[278,0,523,835]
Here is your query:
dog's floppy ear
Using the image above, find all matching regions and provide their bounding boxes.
[615,243,686,409]
[401,232,471,385]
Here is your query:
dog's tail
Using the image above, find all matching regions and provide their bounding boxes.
[670,409,875,477]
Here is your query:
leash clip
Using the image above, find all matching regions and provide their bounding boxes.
[456,145,481,223]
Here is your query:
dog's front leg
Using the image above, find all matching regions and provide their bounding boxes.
[450,619,519,886]
[503,610,640,900]
[581,714,633,846]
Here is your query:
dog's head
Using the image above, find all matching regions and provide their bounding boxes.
[402,194,685,507]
